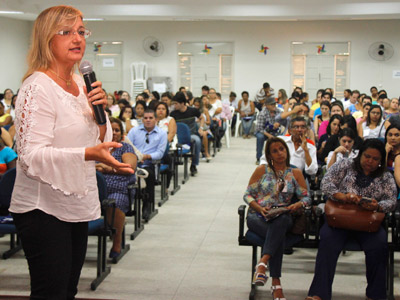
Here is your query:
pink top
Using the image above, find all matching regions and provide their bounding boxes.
[318,120,329,139]
[9,72,112,222]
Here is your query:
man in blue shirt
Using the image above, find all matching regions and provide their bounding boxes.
[127,109,167,220]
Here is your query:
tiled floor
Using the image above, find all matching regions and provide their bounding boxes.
[0,136,399,299]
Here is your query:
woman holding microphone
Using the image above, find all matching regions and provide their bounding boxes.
[9,6,133,300]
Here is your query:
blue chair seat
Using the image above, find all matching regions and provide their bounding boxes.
[178,148,190,155]
[88,218,104,235]
[160,164,169,173]
[0,224,17,234]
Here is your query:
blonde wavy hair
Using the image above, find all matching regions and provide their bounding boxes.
[23,5,83,82]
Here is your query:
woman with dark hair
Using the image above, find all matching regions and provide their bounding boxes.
[326,128,358,169]
[317,115,343,163]
[96,117,137,258]
[118,105,138,134]
[314,100,331,138]
[317,101,344,139]
[322,115,363,161]
[151,91,160,101]
[1,88,13,113]
[385,122,400,168]
[134,100,147,126]
[244,136,310,300]
[156,101,177,149]
[306,139,396,300]
[360,105,385,140]
[277,89,288,108]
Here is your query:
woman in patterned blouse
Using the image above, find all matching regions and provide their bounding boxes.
[306,139,397,300]
[244,136,310,300]
[96,117,137,258]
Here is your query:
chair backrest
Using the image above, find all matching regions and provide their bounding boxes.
[0,168,16,208]
[176,122,192,145]
[96,171,108,202]
[130,62,148,81]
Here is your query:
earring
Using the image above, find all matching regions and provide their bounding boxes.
[379,164,382,167]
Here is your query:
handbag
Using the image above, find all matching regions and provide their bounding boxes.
[325,199,385,232]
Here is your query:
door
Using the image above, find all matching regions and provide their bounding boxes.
[305,55,334,99]
[191,54,219,96]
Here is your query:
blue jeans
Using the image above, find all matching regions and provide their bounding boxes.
[255,132,268,160]
[191,134,201,166]
[242,116,254,135]
[308,221,388,300]
[246,212,293,278]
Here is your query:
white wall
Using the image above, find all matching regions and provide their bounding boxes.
[1,18,400,98]
[0,17,32,94]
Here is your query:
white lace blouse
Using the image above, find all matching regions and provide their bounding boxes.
[9,72,112,222]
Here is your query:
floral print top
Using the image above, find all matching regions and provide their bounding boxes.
[243,165,310,212]
[321,158,397,213]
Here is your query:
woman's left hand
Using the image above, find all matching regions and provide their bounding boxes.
[359,198,379,211]
[84,80,107,114]
[288,201,303,212]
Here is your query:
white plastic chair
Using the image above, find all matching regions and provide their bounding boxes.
[224,106,235,148]
[130,62,148,99]
[234,112,242,138]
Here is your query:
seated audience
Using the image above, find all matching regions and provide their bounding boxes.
[238,91,255,138]
[193,97,212,161]
[119,105,138,133]
[314,101,331,137]
[385,123,400,169]
[107,93,120,117]
[326,128,358,168]
[134,100,146,126]
[370,86,379,102]
[0,135,17,176]
[344,89,359,112]
[309,89,324,119]
[1,88,13,113]
[161,92,173,111]
[156,102,177,149]
[356,103,372,126]
[383,97,399,120]
[0,102,12,127]
[317,101,344,139]
[244,137,310,300]
[170,92,201,175]
[360,105,386,140]
[340,89,352,107]
[352,96,372,120]
[306,139,396,300]
[255,97,282,165]
[317,115,343,163]
[119,90,133,107]
[313,92,332,119]
[277,89,288,108]
[127,109,167,220]
[254,82,273,111]
[96,118,137,258]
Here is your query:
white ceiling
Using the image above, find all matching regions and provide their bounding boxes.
[1,0,400,21]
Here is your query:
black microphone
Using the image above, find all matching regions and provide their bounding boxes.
[79,60,107,125]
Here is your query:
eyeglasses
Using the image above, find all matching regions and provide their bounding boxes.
[145,133,149,144]
[56,28,91,39]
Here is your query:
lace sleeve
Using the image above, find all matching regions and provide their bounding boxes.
[15,83,87,196]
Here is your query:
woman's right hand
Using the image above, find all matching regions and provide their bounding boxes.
[334,145,347,154]
[258,206,270,217]
[385,142,393,154]
[85,142,134,174]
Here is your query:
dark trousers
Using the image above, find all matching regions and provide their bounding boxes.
[141,164,155,213]
[13,209,88,300]
[246,213,293,278]
[308,221,388,300]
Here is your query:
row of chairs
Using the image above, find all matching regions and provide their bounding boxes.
[238,189,400,300]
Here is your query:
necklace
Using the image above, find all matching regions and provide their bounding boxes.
[49,69,72,86]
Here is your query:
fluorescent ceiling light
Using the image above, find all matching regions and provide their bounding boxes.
[0,11,24,14]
